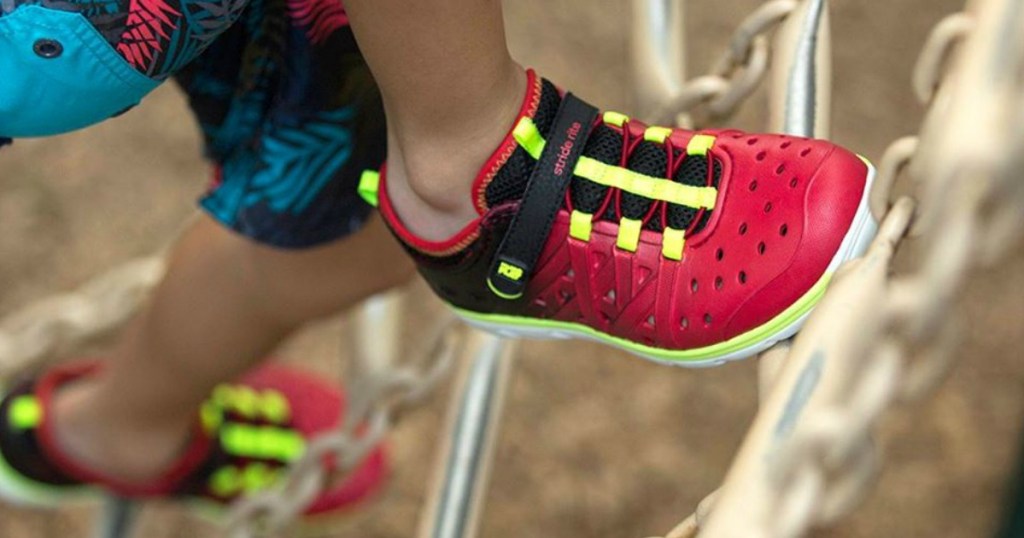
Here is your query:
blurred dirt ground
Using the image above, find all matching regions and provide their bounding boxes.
[1,0,1023,537]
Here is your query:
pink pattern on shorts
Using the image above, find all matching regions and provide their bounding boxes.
[287,0,348,44]
[116,0,182,71]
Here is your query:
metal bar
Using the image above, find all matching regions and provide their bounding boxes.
[699,1,833,535]
[769,0,832,138]
[93,497,138,538]
[350,289,404,376]
[631,0,687,120]
[418,332,516,538]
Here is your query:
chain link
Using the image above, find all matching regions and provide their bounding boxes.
[652,0,797,127]
[225,318,461,537]
[0,257,165,377]
[659,0,1024,535]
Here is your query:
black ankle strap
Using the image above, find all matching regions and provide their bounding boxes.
[487,93,598,300]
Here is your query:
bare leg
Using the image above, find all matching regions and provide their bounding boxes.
[51,214,413,482]
[344,0,525,240]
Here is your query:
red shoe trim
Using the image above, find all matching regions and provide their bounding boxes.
[378,69,547,257]
[470,69,543,215]
[33,361,213,498]
[377,164,483,257]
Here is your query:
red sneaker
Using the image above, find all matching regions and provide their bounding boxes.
[362,69,877,366]
[0,361,386,517]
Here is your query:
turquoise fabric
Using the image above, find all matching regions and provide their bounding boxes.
[0,5,160,137]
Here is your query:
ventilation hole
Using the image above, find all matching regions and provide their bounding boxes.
[780,223,789,237]
[756,151,767,161]
[738,271,748,284]
[739,223,748,235]
[749,180,758,192]
[757,242,767,255]
[800,148,812,157]
[560,290,573,302]
[690,279,699,293]
[715,248,724,261]
[781,141,792,149]
[646,315,656,327]
[704,313,713,326]
[680,316,689,329]
[715,276,724,290]
[775,164,786,175]
[605,289,616,301]
[601,312,612,324]
[566,269,575,278]
[790,177,799,188]
[764,202,773,213]
[747,138,759,146]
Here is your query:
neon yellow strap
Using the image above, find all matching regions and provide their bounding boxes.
[8,396,41,430]
[259,390,290,424]
[513,117,546,159]
[574,157,718,209]
[358,170,380,207]
[220,424,306,462]
[209,465,240,497]
[209,464,280,496]
[686,134,716,156]
[644,126,673,143]
[569,210,593,241]
[513,119,718,210]
[200,402,222,434]
[616,218,643,252]
[662,227,686,260]
[603,111,629,127]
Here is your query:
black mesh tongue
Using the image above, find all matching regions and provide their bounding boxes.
[483,80,563,207]
[483,78,721,234]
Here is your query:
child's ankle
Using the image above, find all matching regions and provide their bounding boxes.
[384,66,527,241]
[51,381,194,484]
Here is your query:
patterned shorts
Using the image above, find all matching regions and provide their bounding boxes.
[3,0,384,248]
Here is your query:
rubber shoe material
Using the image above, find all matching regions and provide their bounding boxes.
[372,69,878,366]
[0,361,387,516]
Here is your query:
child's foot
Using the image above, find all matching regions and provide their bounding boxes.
[0,361,386,516]
[363,69,878,366]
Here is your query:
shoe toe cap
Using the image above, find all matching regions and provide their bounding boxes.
[719,141,869,338]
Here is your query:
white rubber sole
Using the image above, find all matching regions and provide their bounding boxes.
[457,160,879,367]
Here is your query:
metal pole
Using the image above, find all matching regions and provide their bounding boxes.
[93,497,138,538]
[631,0,687,120]
[418,332,516,538]
[769,0,832,139]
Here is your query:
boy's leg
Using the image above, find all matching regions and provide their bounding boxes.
[343,0,525,240]
[50,214,412,483]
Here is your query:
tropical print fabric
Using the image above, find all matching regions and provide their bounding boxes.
[176,0,385,248]
[0,0,386,248]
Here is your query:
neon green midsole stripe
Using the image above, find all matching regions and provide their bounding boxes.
[453,271,833,363]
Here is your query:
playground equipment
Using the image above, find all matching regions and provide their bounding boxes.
[1,0,1021,536]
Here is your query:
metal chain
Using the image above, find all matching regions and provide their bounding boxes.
[0,257,166,377]
[652,0,797,127]
[225,318,461,537]
[660,2,1024,536]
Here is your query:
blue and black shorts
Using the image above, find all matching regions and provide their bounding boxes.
[0,0,384,248]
